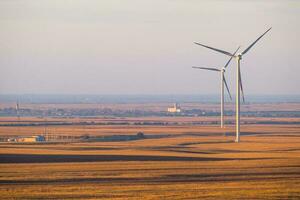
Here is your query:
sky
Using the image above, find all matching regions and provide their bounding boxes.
[0,0,299,95]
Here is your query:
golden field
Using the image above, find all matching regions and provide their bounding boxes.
[0,116,300,199]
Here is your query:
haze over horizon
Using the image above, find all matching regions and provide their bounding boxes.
[1,0,299,95]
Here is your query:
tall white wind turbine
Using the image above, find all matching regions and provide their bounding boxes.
[192,46,240,128]
[194,27,272,142]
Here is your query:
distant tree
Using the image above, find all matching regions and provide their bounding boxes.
[81,134,90,140]
[136,132,145,138]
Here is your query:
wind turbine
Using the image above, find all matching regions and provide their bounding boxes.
[194,27,272,142]
[192,46,240,128]
[16,100,20,120]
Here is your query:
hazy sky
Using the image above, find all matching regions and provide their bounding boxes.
[0,0,299,95]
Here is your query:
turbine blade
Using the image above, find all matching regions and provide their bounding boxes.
[242,27,272,55]
[239,68,245,102]
[192,66,220,72]
[223,75,232,100]
[194,42,234,57]
[224,46,241,69]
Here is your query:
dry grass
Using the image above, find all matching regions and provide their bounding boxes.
[0,118,300,199]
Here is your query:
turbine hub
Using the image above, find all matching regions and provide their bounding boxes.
[237,54,242,60]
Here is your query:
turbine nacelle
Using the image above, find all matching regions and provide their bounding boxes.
[237,53,242,60]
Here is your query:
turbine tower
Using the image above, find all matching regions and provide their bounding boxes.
[192,46,240,128]
[16,100,20,120]
[194,27,272,142]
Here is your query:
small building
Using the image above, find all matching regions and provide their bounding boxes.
[167,103,181,113]
[7,138,17,142]
[8,135,45,143]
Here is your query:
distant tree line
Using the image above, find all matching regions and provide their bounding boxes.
[1,107,300,118]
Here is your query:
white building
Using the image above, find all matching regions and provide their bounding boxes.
[167,103,181,113]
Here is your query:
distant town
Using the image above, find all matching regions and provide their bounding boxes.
[1,103,300,118]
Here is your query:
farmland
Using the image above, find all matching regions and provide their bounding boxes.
[0,104,300,199]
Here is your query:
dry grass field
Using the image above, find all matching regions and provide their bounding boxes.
[1,115,300,199]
